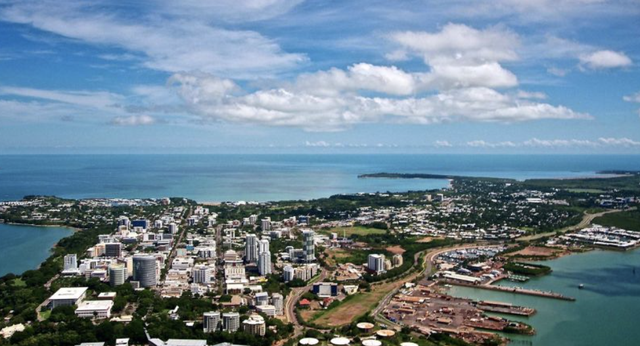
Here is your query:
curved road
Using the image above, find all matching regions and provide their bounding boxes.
[519,207,634,242]
[284,268,328,338]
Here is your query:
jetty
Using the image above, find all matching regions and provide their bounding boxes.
[444,280,575,301]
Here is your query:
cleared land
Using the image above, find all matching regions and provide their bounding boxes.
[323,226,387,237]
[506,246,562,258]
[311,281,395,327]
[593,209,640,232]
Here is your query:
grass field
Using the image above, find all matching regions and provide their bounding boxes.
[566,188,606,194]
[311,282,395,327]
[322,226,387,237]
[593,209,640,232]
[11,278,26,287]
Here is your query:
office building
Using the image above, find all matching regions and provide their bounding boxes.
[367,254,386,274]
[254,292,269,306]
[245,234,258,263]
[222,312,240,332]
[132,219,149,230]
[302,230,315,262]
[312,282,338,297]
[105,242,122,258]
[203,311,220,333]
[133,255,157,288]
[283,265,295,282]
[48,287,88,308]
[109,264,127,287]
[193,265,214,284]
[75,300,113,319]
[272,293,284,315]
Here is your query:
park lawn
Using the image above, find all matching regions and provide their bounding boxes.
[324,226,387,237]
[11,278,26,287]
[593,209,640,232]
[40,310,51,320]
[311,281,395,327]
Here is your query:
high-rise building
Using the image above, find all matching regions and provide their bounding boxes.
[117,216,130,228]
[168,222,178,234]
[133,255,157,288]
[109,264,127,287]
[283,265,295,282]
[392,254,403,267]
[258,250,272,276]
[105,242,123,258]
[63,254,78,271]
[261,217,271,231]
[367,254,386,274]
[245,234,258,263]
[272,293,284,315]
[302,230,315,262]
[242,314,266,336]
[258,239,270,255]
[193,265,214,284]
[203,311,221,333]
[222,312,240,332]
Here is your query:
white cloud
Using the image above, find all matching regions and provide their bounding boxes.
[387,24,519,89]
[467,140,517,148]
[523,138,598,147]
[434,140,453,148]
[516,90,547,100]
[305,140,331,147]
[623,92,640,103]
[152,0,304,22]
[0,86,123,108]
[579,50,633,69]
[0,1,305,78]
[456,137,640,149]
[598,137,640,147]
[110,115,157,126]
[169,70,590,131]
[388,24,519,64]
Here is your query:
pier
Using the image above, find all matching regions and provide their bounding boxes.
[444,280,576,301]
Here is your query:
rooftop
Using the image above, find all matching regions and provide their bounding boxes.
[50,287,88,301]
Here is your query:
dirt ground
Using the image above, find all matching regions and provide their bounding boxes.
[385,245,406,254]
[507,246,561,258]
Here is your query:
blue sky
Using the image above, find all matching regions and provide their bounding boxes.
[0,0,639,154]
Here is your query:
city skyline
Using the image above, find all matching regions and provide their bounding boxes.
[1,0,639,153]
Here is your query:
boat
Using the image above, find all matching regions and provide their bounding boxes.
[578,284,584,289]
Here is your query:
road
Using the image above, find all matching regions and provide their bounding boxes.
[518,207,634,242]
[284,268,328,338]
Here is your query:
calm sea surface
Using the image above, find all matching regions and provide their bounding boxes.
[1,154,639,202]
[0,223,73,277]
[448,249,640,346]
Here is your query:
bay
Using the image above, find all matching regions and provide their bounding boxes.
[447,249,640,346]
[0,223,73,277]
[1,154,639,202]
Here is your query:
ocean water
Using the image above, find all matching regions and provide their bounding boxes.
[1,154,639,202]
[447,249,640,346]
[0,223,73,277]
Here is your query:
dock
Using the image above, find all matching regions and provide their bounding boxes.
[475,300,536,316]
[444,280,576,301]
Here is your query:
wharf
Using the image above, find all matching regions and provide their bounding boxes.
[475,301,536,316]
[444,280,576,301]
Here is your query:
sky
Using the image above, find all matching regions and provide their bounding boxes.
[0,0,639,154]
